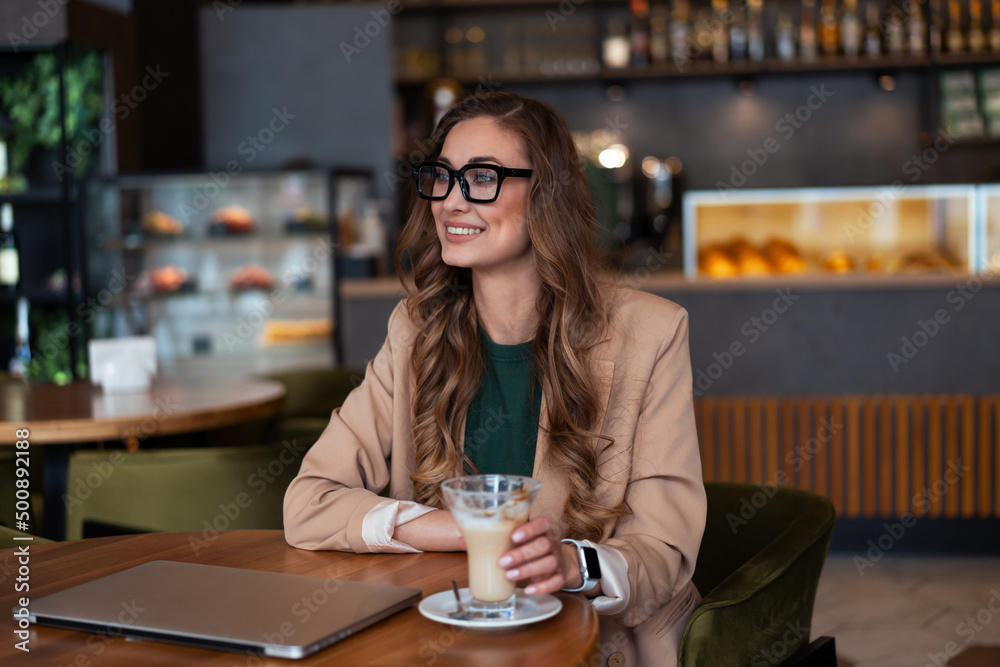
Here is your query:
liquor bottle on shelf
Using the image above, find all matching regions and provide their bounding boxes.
[776,9,797,60]
[650,5,670,62]
[991,0,1000,50]
[801,0,820,60]
[990,0,1000,53]
[694,8,716,60]
[630,0,652,67]
[711,0,730,63]
[0,204,18,292]
[730,0,749,62]
[864,0,883,56]
[969,0,987,51]
[747,0,766,62]
[908,1,927,55]
[604,20,631,69]
[819,0,841,56]
[929,0,945,53]
[8,297,30,379]
[842,0,863,57]
[886,4,907,55]
[947,0,965,51]
[670,0,693,64]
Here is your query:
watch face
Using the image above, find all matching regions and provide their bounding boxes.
[582,547,601,580]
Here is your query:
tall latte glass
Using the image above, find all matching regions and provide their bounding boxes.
[440,475,541,617]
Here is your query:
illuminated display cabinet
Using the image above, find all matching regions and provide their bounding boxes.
[682,185,992,280]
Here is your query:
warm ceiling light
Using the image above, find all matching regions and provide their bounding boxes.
[598,144,629,169]
[878,74,896,91]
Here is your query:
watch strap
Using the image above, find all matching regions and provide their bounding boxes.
[561,538,600,592]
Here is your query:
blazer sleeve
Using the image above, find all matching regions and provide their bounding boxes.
[282,304,407,553]
[603,306,707,627]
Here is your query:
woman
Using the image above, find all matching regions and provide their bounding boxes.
[283,92,705,666]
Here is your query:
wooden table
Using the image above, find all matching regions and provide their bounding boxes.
[0,377,285,444]
[0,378,286,538]
[0,531,600,666]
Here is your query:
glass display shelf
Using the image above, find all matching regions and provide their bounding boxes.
[682,185,981,280]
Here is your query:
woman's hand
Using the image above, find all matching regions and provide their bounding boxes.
[497,517,584,595]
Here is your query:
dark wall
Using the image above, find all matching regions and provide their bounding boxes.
[342,283,1000,395]
[510,70,1000,192]
[132,0,203,171]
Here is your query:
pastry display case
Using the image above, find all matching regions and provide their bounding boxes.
[682,185,981,280]
[86,169,375,378]
[981,185,1000,273]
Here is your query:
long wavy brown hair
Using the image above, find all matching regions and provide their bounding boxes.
[395,92,626,541]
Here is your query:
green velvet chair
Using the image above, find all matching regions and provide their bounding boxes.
[63,443,304,541]
[256,366,364,444]
[678,482,837,667]
[0,525,52,550]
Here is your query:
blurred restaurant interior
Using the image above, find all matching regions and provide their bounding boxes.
[1,0,999,664]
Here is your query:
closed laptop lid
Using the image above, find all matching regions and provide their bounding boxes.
[26,560,423,659]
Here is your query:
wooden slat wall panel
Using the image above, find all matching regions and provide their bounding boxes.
[946,397,959,518]
[734,398,747,484]
[978,397,991,518]
[829,399,842,514]
[750,399,762,483]
[929,396,943,518]
[962,397,975,518]
[864,399,877,518]
[896,397,909,517]
[847,398,860,518]
[880,397,893,517]
[691,394,999,520]
[912,400,925,518]
[996,397,1000,519]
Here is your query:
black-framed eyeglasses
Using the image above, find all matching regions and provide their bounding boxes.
[411,161,533,204]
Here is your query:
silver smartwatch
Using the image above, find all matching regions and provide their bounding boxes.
[561,538,601,592]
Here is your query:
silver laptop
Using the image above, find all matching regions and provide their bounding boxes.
[25,560,423,659]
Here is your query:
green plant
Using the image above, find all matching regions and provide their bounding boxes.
[0,50,103,179]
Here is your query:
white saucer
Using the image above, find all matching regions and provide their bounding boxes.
[418,587,562,629]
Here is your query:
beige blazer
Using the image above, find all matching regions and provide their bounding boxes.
[283,286,706,666]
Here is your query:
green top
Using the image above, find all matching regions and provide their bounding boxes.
[463,330,542,477]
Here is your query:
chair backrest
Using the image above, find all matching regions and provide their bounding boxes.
[64,443,305,541]
[258,367,362,419]
[678,482,836,667]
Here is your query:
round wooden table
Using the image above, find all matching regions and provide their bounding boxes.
[0,377,286,444]
[0,530,600,666]
[0,378,286,539]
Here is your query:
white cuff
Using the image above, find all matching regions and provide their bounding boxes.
[582,540,631,616]
[361,498,437,553]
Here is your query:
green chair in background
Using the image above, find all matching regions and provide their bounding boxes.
[678,482,837,667]
[256,366,364,444]
[63,443,304,541]
[0,525,52,550]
